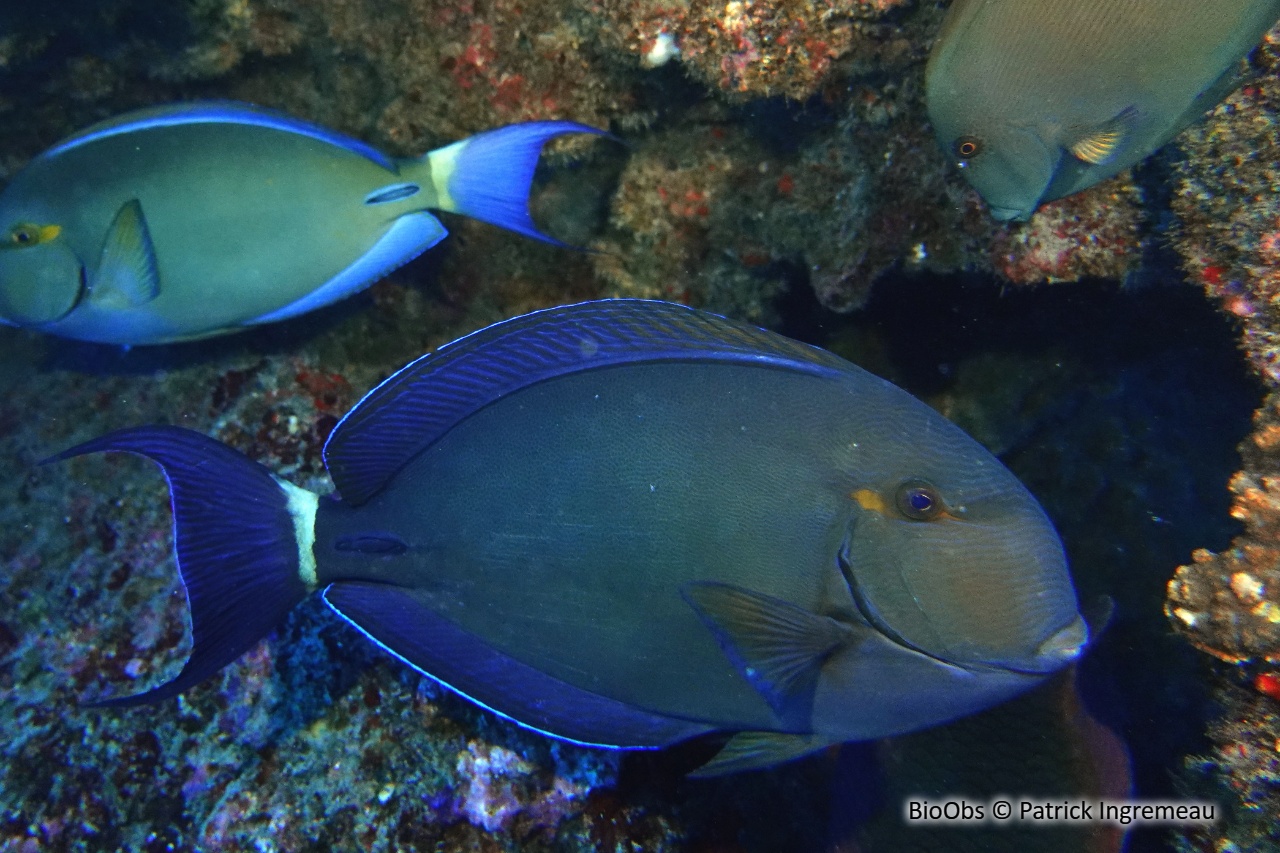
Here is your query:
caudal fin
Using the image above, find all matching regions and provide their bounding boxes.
[423,121,608,246]
[46,426,316,706]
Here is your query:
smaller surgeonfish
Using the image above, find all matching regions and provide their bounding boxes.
[926,0,1280,220]
[49,300,1090,775]
[0,102,603,344]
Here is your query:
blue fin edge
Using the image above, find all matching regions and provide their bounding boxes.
[323,581,711,749]
[43,100,395,170]
[248,212,447,325]
[323,299,852,505]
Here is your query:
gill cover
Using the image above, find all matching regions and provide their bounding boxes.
[0,230,83,325]
[842,477,1081,672]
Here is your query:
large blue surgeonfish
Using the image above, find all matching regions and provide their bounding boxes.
[0,102,603,344]
[926,0,1280,220]
[49,300,1090,775]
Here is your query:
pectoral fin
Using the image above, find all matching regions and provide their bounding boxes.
[91,199,160,309]
[682,581,854,729]
[1068,106,1137,165]
[690,731,831,777]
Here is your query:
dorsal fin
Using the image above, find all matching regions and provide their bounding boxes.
[323,299,849,505]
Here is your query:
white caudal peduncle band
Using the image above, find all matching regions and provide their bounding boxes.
[426,139,465,212]
[274,476,319,590]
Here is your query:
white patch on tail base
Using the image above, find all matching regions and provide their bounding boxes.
[274,476,319,590]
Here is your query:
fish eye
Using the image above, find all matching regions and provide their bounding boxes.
[5,223,62,250]
[895,479,944,521]
[954,136,982,160]
[8,223,52,248]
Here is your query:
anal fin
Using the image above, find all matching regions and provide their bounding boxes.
[690,731,831,777]
[323,581,712,749]
[248,212,446,325]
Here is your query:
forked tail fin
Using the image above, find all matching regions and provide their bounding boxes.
[414,120,608,246]
[46,426,317,705]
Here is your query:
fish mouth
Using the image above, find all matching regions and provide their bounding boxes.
[1040,616,1088,661]
[1001,615,1088,675]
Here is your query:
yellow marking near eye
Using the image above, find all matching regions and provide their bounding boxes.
[852,489,887,514]
[855,486,966,522]
[6,223,62,248]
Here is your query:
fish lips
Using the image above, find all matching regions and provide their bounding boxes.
[1011,614,1089,674]
[1012,595,1113,675]
[0,242,86,326]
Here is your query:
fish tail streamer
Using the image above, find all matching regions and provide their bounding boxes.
[417,120,609,246]
[46,426,314,706]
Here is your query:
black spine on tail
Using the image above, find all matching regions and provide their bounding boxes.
[47,426,310,706]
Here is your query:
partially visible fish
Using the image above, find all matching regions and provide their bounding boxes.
[0,102,603,344]
[48,300,1091,775]
[926,0,1280,220]
[833,664,1132,853]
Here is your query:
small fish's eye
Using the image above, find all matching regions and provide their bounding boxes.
[895,479,944,521]
[7,223,60,249]
[954,136,982,160]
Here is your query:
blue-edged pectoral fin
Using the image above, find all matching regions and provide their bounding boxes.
[681,581,855,731]
[90,199,160,310]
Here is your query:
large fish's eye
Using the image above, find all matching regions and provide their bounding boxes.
[954,136,982,161]
[895,479,944,521]
[11,227,34,246]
